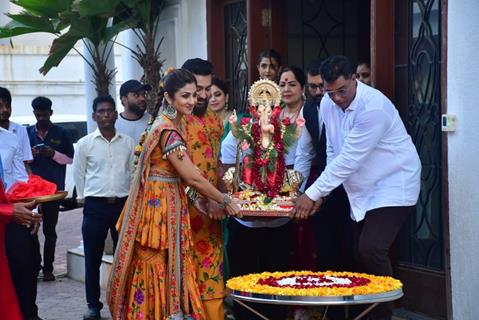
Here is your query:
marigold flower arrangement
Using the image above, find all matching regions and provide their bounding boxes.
[227,271,403,297]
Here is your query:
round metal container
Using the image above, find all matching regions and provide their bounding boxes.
[228,288,403,306]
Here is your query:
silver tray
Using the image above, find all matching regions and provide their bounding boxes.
[228,288,403,306]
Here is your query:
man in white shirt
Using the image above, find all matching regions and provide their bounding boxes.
[73,95,135,320]
[116,79,152,144]
[0,87,33,173]
[294,59,353,275]
[294,56,421,320]
[0,128,28,189]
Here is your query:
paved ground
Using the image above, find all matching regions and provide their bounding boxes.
[36,207,111,320]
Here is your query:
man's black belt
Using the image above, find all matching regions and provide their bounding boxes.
[86,196,127,204]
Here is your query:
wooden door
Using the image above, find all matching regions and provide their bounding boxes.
[374,0,451,318]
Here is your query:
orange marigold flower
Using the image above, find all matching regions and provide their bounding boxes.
[226,271,402,297]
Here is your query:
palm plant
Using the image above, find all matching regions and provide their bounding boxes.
[78,0,166,113]
[0,0,128,95]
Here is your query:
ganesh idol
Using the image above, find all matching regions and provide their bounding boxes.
[223,79,304,215]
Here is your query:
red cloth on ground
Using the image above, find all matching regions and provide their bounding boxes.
[6,174,57,201]
[0,182,23,320]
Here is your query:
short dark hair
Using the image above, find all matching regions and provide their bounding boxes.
[279,66,306,88]
[181,58,214,76]
[306,58,323,76]
[257,49,282,67]
[92,95,116,112]
[31,96,52,110]
[319,55,354,82]
[0,87,12,105]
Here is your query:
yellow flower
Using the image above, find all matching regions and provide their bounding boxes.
[226,271,402,297]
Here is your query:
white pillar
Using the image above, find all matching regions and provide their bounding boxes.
[83,40,117,133]
[120,29,144,82]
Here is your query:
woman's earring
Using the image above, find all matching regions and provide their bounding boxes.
[162,103,177,120]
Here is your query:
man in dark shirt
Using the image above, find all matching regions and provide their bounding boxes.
[27,96,74,281]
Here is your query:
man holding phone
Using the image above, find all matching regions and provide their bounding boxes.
[27,96,74,283]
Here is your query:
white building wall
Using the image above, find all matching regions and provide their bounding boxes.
[155,0,207,68]
[447,0,479,319]
[1,0,208,120]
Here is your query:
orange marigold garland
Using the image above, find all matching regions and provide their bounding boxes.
[227,271,402,297]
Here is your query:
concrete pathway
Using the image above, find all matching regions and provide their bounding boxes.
[36,207,111,320]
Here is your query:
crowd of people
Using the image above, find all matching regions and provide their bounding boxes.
[0,52,420,320]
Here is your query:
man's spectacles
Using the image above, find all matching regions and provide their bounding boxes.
[307,83,324,91]
[324,88,349,98]
[324,80,354,98]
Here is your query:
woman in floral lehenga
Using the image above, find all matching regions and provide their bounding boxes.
[107,69,240,320]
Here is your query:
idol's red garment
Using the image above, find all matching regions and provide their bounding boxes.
[0,182,22,320]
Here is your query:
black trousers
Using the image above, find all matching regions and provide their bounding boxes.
[5,223,41,319]
[313,186,354,272]
[353,205,414,320]
[227,219,292,320]
[39,201,60,274]
[82,196,126,311]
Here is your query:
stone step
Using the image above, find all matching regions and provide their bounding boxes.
[67,246,113,289]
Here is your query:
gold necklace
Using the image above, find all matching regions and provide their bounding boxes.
[281,106,301,123]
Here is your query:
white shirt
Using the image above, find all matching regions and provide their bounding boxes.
[115,112,150,145]
[305,80,421,221]
[0,128,28,189]
[294,107,324,191]
[73,129,135,199]
[8,121,33,161]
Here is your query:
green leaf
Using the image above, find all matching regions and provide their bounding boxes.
[104,19,132,40]
[263,197,272,204]
[39,35,80,75]
[12,0,72,17]
[77,0,121,17]
[5,13,58,33]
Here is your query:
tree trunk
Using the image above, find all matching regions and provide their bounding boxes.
[141,31,162,115]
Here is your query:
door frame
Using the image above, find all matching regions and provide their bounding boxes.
[370,0,452,318]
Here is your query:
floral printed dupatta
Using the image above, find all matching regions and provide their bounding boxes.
[107,115,201,319]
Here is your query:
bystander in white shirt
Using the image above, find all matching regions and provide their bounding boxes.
[0,127,28,189]
[73,129,135,200]
[8,121,33,161]
[305,80,421,221]
[115,112,150,145]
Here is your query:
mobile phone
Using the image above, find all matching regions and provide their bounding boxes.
[34,143,48,150]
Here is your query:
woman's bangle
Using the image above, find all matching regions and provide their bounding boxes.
[219,193,232,209]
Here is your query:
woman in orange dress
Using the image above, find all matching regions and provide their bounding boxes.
[107,69,240,320]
